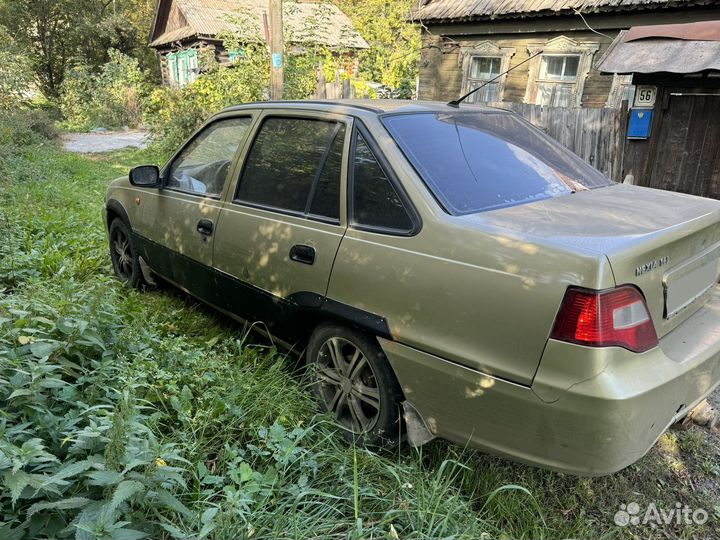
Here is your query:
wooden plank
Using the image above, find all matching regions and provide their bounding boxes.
[268,0,284,100]
[694,98,720,198]
[482,102,624,178]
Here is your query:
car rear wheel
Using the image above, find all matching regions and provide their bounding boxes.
[109,219,144,288]
[307,324,404,447]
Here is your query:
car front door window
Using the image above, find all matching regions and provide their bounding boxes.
[167,117,252,196]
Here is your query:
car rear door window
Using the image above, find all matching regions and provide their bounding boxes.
[237,117,344,221]
[351,132,414,233]
[167,117,252,196]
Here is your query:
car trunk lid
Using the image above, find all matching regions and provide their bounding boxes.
[472,183,720,337]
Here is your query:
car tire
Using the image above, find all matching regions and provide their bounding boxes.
[108,218,144,289]
[307,323,404,448]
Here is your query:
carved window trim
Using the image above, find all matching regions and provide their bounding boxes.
[606,74,636,108]
[524,36,599,107]
[459,41,516,103]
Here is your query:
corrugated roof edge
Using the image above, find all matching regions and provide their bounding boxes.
[409,0,711,24]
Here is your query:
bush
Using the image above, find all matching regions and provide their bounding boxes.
[144,47,269,159]
[0,109,57,149]
[59,50,149,131]
[0,109,58,181]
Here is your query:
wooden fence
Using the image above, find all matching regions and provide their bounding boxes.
[487,102,628,182]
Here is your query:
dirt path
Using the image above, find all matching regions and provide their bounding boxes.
[62,130,149,153]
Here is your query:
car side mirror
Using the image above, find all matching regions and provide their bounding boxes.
[129,165,162,188]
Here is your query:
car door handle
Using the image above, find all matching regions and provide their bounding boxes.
[289,244,315,265]
[197,219,214,236]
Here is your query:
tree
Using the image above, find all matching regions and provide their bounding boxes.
[0,27,35,109]
[77,0,158,74]
[0,0,93,99]
[333,0,420,93]
[0,0,157,100]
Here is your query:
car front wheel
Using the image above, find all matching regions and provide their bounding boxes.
[109,218,144,288]
[307,324,404,448]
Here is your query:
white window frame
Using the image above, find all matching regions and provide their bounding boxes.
[535,54,581,107]
[524,36,599,107]
[459,41,516,104]
[466,56,503,103]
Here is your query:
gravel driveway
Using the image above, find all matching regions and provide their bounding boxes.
[63,130,149,153]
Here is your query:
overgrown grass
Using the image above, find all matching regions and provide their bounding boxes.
[1,134,719,539]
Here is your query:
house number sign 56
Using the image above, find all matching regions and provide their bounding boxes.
[635,86,657,107]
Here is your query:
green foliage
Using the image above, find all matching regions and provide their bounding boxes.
[0,27,35,110]
[144,0,347,159]
[144,47,269,159]
[334,0,420,93]
[0,109,57,188]
[60,50,150,131]
[0,0,158,100]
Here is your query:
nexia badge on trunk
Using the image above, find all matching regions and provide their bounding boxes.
[635,256,670,276]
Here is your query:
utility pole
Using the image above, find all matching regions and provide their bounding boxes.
[268,0,284,100]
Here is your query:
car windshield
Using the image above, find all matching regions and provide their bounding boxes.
[382,111,614,215]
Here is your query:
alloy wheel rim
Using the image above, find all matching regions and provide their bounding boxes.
[112,228,133,279]
[315,337,381,434]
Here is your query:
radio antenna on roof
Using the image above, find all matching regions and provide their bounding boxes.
[448,50,544,108]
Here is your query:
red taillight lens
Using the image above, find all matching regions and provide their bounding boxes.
[550,286,658,353]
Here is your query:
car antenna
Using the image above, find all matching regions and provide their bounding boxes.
[447,50,544,108]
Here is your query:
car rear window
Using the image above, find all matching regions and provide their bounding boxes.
[383,111,614,215]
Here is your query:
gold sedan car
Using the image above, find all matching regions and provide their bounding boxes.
[104,100,720,475]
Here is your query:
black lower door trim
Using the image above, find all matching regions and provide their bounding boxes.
[133,233,392,344]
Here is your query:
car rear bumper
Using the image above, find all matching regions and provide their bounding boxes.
[380,287,720,476]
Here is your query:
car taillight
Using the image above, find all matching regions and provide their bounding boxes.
[550,285,658,353]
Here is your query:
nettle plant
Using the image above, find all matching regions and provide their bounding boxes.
[0,287,191,540]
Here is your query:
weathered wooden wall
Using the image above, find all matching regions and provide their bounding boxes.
[623,84,720,199]
[488,102,628,181]
[420,30,619,107]
[418,6,720,107]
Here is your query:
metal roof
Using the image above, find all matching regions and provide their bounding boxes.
[150,0,369,49]
[411,0,718,23]
[597,21,720,73]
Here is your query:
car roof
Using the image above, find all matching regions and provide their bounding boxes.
[221,99,508,116]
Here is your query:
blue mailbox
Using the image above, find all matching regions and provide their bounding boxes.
[627,108,654,139]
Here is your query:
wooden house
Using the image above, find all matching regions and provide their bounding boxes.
[411,0,720,108]
[149,0,369,87]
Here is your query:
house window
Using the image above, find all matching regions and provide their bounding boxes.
[536,55,580,107]
[228,49,245,63]
[466,57,502,103]
[186,49,199,83]
[459,41,516,104]
[177,53,188,86]
[166,49,199,87]
[524,36,599,108]
[167,52,178,86]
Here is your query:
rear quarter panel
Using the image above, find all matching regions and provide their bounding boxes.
[328,211,615,386]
